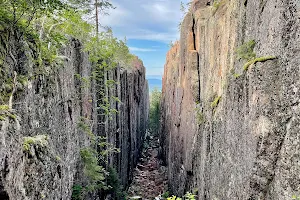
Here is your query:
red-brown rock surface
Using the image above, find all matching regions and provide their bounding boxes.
[160,0,300,199]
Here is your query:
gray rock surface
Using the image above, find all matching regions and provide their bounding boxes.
[0,29,148,199]
[160,0,300,199]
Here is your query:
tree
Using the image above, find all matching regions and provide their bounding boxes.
[149,88,162,135]
[67,0,115,34]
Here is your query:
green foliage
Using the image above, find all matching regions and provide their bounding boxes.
[0,105,9,111]
[292,195,300,200]
[167,196,182,200]
[68,0,115,15]
[0,0,66,25]
[107,167,125,199]
[178,1,192,31]
[162,191,170,198]
[77,118,120,195]
[85,31,133,70]
[184,192,196,200]
[236,40,256,61]
[212,0,225,14]
[80,147,108,191]
[243,56,276,71]
[23,135,48,152]
[236,40,276,71]
[211,96,221,109]
[165,192,196,200]
[55,156,61,161]
[0,104,16,121]
[149,88,162,135]
[233,73,241,78]
[72,184,83,200]
[78,118,96,143]
[0,0,131,73]
[213,0,222,9]
[1,1,131,199]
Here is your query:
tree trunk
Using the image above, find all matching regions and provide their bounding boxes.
[95,0,99,35]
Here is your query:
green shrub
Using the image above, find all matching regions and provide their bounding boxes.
[23,135,48,152]
[236,40,256,61]
[71,184,83,200]
[107,167,125,199]
[80,147,107,191]
[149,88,162,135]
[165,192,196,200]
[162,191,170,198]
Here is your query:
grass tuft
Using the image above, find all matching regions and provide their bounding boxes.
[243,56,277,71]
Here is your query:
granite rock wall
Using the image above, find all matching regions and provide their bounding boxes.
[160,0,300,199]
[0,28,148,200]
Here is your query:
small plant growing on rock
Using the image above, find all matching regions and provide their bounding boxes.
[236,40,256,61]
[184,192,196,200]
[0,105,9,111]
[292,195,300,200]
[243,56,276,71]
[165,192,196,200]
[55,156,61,161]
[0,104,16,121]
[23,135,48,153]
[213,0,222,9]
[236,40,277,71]
[167,196,182,200]
[162,191,170,198]
[233,73,241,78]
[211,96,221,109]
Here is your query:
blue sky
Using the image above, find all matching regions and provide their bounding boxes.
[101,0,189,78]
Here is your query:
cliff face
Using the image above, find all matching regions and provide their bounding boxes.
[0,30,148,199]
[161,0,300,199]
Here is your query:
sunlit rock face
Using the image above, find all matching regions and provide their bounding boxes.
[160,0,300,199]
[0,31,148,199]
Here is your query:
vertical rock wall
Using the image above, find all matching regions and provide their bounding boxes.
[106,59,149,187]
[161,0,300,199]
[0,29,148,199]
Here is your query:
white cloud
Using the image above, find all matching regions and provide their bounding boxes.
[126,28,180,43]
[100,0,186,43]
[129,47,157,52]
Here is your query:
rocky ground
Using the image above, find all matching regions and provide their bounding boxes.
[127,133,168,199]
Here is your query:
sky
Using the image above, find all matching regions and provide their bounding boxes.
[101,0,189,78]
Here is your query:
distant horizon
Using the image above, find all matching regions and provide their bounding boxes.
[101,0,189,79]
[147,77,162,92]
[146,75,163,80]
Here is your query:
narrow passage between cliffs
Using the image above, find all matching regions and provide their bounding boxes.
[127,131,168,200]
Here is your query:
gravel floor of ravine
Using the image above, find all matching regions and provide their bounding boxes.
[127,135,168,200]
